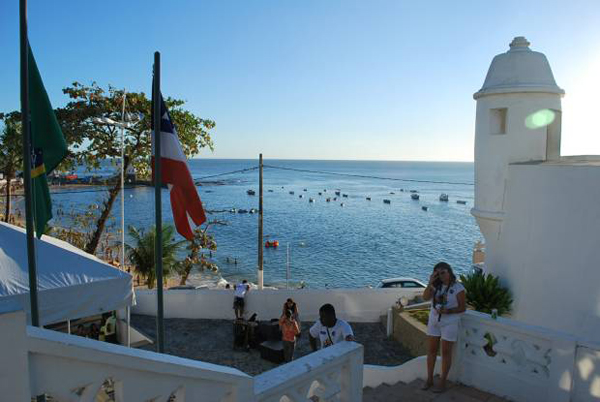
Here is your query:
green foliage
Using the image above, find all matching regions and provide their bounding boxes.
[408,309,429,326]
[459,272,513,316]
[57,82,215,178]
[56,82,216,255]
[0,113,23,222]
[174,225,219,285]
[125,225,184,289]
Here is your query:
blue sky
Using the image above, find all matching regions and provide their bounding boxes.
[1,1,599,161]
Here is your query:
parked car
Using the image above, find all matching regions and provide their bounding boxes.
[378,277,427,289]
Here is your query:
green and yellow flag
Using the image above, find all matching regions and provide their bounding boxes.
[28,45,67,238]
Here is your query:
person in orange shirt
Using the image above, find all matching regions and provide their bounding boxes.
[279,308,301,362]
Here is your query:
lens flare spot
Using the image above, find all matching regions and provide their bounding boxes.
[525,109,555,129]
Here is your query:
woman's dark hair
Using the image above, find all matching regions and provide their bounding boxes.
[434,261,456,285]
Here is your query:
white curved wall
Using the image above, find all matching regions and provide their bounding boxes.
[133,288,422,323]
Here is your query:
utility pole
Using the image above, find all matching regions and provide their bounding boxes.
[257,154,264,289]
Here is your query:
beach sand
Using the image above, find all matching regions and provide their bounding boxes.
[131,315,414,376]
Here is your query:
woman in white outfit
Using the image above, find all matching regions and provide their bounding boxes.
[422,262,466,393]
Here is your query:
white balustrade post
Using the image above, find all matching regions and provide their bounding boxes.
[547,337,577,402]
[0,311,31,399]
[340,343,364,402]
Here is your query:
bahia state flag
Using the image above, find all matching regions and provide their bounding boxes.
[28,46,68,238]
[151,88,207,240]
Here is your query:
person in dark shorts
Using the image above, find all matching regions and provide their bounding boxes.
[233,280,250,319]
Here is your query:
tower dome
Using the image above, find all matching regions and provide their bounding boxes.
[474,36,564,99]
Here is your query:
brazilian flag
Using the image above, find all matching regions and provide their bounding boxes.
[28,46,67,238]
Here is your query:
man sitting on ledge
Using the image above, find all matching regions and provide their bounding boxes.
[309,303,354,351]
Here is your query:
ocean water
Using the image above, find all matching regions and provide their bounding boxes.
[48,159,481,289]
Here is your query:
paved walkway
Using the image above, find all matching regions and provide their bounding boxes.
[363,378,511,402]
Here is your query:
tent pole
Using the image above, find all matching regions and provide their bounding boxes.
[67,319,71,334]
[126,306,131,347]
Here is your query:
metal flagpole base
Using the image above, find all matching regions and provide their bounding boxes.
[257,269,263,290]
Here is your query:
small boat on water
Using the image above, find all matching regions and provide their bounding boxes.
[249,208,257,213]
[303,189,307,192]
[410,190,418,193]
[326,198,331,202]
[439,193,449,202]
[457,200,467,205]
[299,194,304,198]
[400,189,404,192]
[238,209,248,214]
[422,206,428,211]
[268,189,274,192]
[411,194,420,200]
[309,198,315,203]
[383,199,391,204]
[229,208,237,213]
[247,189,256,195]
[366,197,371,201]
[323,189,327,192]
[335,191,341,196]
[333,197,337,201]
[289,191,295,195]
[318,192,322,196]
[265,240,279,248]
[340,203,345,207]
[342,194,348,198]
[389,192,395,195]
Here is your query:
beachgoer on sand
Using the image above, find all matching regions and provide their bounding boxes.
[279,308,300,362]
[309,303,354,351]
[422,262,466,393]
[233,280,250,319]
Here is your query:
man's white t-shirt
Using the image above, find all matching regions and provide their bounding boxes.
[234,284,248,298]
[428,282,465,324]
[309,319,354,348]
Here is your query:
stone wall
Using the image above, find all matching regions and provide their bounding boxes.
[391,307,429,357]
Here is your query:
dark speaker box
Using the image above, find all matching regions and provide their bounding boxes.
[259,340,284,364]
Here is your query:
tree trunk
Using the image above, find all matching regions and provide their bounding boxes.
[179,265,192,286]
[84,157,131,255]
[3,171,13,223]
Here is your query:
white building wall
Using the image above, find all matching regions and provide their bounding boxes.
[486,163,600,340]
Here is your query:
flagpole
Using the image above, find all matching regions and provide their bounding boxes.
[153,51,165,353]
[20,0,40,327]
[257,153,264,289]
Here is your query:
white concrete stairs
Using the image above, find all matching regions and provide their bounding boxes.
[363,378,511,402]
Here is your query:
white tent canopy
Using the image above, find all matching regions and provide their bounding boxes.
[0,222,134,326]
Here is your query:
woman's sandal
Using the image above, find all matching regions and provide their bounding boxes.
[432,385,446,393]
[420,382,434,391]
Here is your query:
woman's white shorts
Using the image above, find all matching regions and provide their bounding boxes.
[427,319,459,342]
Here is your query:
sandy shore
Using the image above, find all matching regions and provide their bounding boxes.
[131,315,414,376]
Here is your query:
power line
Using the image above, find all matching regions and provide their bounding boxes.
[262,164,474,186]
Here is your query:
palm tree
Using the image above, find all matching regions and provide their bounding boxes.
[126,225,184,289]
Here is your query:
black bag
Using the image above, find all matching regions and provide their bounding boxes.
[259,340,284,363]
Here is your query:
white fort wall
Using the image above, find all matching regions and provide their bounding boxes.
[485,160,600,341]
[133,288,421,322]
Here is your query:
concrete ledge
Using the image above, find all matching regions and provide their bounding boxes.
[392,307,430,357]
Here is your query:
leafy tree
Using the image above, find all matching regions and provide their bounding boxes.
[125,225,184,289]
[459,272,513,316]
[0,112,23,222]
[57,82,215,255]
[175,223,219,285]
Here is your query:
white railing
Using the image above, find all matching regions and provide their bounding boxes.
[0,310,364,401]
[254,342,363,402]
[452,311,594,402]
